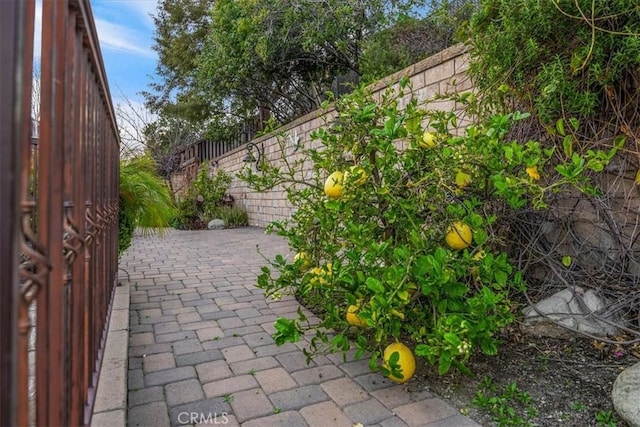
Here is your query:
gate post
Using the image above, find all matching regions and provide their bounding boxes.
[0,1,35,426]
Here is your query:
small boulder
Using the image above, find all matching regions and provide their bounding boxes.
[522,286,619,337]
[612,362,640,427]
[207,219,226,230]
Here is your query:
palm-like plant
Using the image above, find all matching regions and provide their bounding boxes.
[119,155,176,254]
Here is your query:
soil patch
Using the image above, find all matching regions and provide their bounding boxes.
[403,324,636,426]
[298,294,637,426]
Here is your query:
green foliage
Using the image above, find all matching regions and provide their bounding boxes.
[197,0,420,125]
[144,0,215,123]
[219,205,249,228]
[118,198,136,254]
[142,115,201,179]
[119,155,176,254]
[153,0,471,132]
[469,0,640,123]
[361,1,479,83]
[173,165,247,229]
[595,410,619,427]
[242,81,617,375]
[472,376,537,426]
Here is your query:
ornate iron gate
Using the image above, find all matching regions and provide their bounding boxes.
[1,1,120,425]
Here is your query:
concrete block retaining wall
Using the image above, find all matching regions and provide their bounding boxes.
[171,42,640,287]
[171,43,471,228]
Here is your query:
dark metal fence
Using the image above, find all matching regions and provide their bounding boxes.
[175,119,261,185]
[1,1,120,426]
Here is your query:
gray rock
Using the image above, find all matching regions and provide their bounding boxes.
[207,219,225,230]
[612,362,640,427]
[522,286,619,337]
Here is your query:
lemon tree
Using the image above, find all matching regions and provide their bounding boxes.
[241,78,619,376]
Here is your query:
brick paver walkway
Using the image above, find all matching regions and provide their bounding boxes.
[121,228,481,427]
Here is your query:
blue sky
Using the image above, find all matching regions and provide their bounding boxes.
[33,1,160,147]
[90,0,159,104]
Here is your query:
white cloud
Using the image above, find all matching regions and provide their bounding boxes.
[94,18,155,57]
[33,1,157,59]
[93,0,160,28]
[124,0,160,28]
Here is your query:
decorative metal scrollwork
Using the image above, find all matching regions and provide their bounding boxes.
[63,201,85,281]
[95,206,106,233]
[19,200,51,305]
[85,202,97,246]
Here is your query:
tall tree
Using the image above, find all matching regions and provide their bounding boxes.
[143,0,214,123]
[197,0,421,125]
[360,0,479,83]
[144,0,472,134]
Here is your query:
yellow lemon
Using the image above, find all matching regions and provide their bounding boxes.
[445,221,473,250]
[383,342,416,383]
[455,171,472,188]
[420,131,437,148]
[324,171,344,198]
[293,252,311,269]
[346,305,367,327]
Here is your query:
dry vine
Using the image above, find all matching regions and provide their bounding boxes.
[497,63,640,344]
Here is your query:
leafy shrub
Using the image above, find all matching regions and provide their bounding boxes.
[241,79,618,375]
[119,155,176,254]
[118,197,136,254]
[173,165,245,229]
[215,205,249,228]
[468,0,640,124]
[467,0,639,342]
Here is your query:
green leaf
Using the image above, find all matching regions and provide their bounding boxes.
[412,256,432,277]
[273,318,301,345]
[569,117,580,131]
[446,283,469,297]
[384,117,396,137]
[562,256,572,267]
[398,290,410,301]
[444,332,462,347]
[480,340,498,355]
[405,116,421,134]
[438,352,452,375]
[297,306,307,322]
[586,159,604,172]
[414,344,431,357]
[556,118,565,136]
[366,277,385,294]
[437,299,448,313]
[563,135,573,157]
[452,359,475,377]
[494,270,508,287]
[473,229,488,245]
[555,164,569,177]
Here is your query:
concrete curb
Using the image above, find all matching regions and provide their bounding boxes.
[91,280,130,427]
